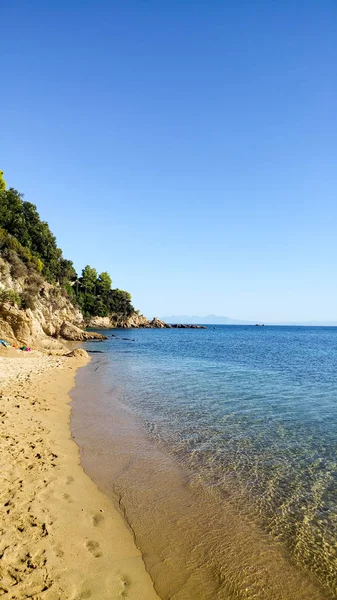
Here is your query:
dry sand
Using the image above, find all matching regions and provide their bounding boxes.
[0,348,160,600]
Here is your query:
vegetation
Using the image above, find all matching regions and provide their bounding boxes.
[0,289,21,307]
[0,171,6,191]
[74,266,134,318]
[0,175,134,319]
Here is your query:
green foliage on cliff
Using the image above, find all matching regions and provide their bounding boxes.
[0,176,134,319]
[74,267,134,318]
[0,187,70,282]
[0,171,6,191]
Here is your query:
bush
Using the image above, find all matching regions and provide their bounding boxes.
[0,258,9,277]
[9,256,27,279]
[0,229,42,273]
[25,272,44,290]
[62,282,76,301]
[20,291,36,310]
[0,289,21,307]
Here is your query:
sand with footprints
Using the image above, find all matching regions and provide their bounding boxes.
[0,348,159,599]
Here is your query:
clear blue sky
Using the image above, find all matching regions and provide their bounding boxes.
[2,1,337,321]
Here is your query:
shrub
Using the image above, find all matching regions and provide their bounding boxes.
[25,272,44,290]
[0,258,8,277]
[20,291,36,310]
[0,228,43,273]
[9,256,27,279]
[0,289,21,307]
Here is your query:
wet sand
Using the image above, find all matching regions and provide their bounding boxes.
[0,348,159,600]
[72,355,332,600]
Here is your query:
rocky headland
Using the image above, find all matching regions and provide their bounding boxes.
[0,258,107,347]
[0,260,205,349]
[87,314,207,329]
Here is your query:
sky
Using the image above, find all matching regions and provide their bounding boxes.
[1,1,337,322]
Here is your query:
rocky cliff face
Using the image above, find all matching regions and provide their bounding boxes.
[86,313,152,328]
[86,314,206,329]
[0,256,205,345]
[0,257,106,346]
[86,313,169,329]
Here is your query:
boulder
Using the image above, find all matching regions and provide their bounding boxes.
[65,348,89,359]
[59,321,107,341]
[0,303,34,345]
[149,318,169,328]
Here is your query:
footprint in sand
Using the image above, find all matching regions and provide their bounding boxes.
[70,587,92,600]
[119,575,130,598]
[85,540,102,558]
[91,513,104,527]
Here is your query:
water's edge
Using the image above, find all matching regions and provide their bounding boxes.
[70,354,331,600]
[69,358,164,600]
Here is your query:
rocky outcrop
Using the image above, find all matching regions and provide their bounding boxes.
[149,318,170,328]
[60,321,107,341]
[65,348,89,359]
[115,313,150,328]
[119,315,170,328]
[0,301,106,346]
[170,324,207,329]
[0,256,206,345]
[0,257,106,346]
[86,316,111,328]
[95,313,208,330]
[0,303,33,346]
[86,313,152,329]
[120,316,207,329]
[86,312,207,330]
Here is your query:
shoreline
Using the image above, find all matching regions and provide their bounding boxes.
[72,351,331,600]
[0,349,160,600]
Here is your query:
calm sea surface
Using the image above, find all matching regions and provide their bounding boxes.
[72,326,337,600]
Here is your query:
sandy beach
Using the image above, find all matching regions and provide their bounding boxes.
[0,348,160,600]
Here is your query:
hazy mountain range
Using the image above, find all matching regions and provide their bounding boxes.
[161,314,337,326]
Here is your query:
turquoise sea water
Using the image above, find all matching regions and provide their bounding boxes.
[77,326,337,599]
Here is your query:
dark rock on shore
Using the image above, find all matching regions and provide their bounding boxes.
[170,324,207,329]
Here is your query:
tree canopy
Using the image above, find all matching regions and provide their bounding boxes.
[0,173,134,319]
[0,171,6,191]
[75,266,134,318]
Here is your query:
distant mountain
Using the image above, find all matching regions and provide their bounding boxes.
[161,315,337,326]
[161,314,254,325]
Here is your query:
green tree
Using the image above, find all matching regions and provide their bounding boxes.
[58,258,77,285]
[0,171,6,191]
[108,289,134,316]
[80,265,98,293]
[0,188,70,282]
[0,180,137,321]
[97,271,112,296]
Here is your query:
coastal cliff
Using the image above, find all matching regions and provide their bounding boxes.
[87,314,207,329]
[0,177,205,345]
[86,314,167,328]
[0,257,106,346]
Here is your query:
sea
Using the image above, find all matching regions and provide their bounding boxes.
[71,325,337,600]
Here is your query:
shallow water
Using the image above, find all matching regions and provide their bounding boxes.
[72,326,337,599]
